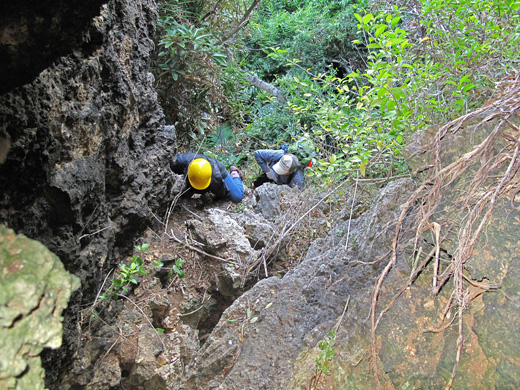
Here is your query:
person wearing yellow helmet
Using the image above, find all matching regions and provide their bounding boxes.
[187,158,212,190]
[171,152,244,203]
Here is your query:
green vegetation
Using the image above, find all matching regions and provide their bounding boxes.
[153,0,520,185]
[316,329,337,376]
[309,329,337,389]
[169,257,185,280]
[104,244,149,299]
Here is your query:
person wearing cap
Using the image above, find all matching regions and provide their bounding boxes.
[171,152,244,203]
[253,149,303,190]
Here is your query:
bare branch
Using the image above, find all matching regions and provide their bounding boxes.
[245,73,286,104]
[218,0,261,45]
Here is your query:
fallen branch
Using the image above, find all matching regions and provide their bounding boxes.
[246,73,286,104]
[168,228,240,265]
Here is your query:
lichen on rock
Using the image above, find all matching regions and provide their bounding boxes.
[0,225,80,390]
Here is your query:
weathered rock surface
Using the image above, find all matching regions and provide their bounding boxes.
[187,208,261,297]
[173,178,415,390]
[0,0,176,387]
[171,108,520,389]
[0,225,79,390]
[0,0,108,94]
[1,0,519,388]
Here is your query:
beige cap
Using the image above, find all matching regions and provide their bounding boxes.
[272,154,299,175]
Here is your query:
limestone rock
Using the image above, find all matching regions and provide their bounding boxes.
[0,225,79,390]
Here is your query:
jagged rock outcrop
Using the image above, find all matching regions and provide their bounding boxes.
[171,105,520,389]
[0,0,107,94]
[0,0,176,387]
[0,225,79,390]
[1,0,519,388]
[173,178,415,390]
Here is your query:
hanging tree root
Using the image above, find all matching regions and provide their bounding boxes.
[369,72,520,389]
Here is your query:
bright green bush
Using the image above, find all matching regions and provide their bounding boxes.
[153,0,520,186]
[238,0,520,184]
[242,0,366,79]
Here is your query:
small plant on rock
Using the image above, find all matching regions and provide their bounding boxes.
[168,257,185,280]
[309,329,337,389]
[107,244,149,298]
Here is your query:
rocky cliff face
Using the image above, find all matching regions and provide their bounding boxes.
[0,0,107,94]
[0,0,176,386]
[164,103,520,390]
[1,0,519,389]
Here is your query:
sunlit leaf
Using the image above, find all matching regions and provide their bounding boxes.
[359,163,366,177]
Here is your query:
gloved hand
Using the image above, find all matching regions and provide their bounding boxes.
[266,169,277,181]
[280,143,289,153]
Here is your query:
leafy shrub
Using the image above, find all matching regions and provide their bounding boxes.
[168,258,185,280]
[152,0,235,146]
[239,0,520,184]
[242,0,366,79]
[106,244,149,299]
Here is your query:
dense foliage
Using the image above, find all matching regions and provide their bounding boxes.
[153,0,520,185]
[152,0,255,144]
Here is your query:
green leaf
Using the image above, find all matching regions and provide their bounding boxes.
[391,16,401,29]
[375,25,386,37]
[370,98,382,107]
[377,87,389,98]
[459,74,471,84]
[461,84,475,93]
[386,38,403,46]
[359,163,367,177]
[362,14,373,25]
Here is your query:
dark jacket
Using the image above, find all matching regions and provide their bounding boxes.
[171,152,230,200]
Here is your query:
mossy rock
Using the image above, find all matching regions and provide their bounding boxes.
[0,225,80,389]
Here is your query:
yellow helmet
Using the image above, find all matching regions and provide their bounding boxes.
[188,158,212,190]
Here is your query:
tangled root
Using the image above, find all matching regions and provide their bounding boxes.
[370,72,520,389]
